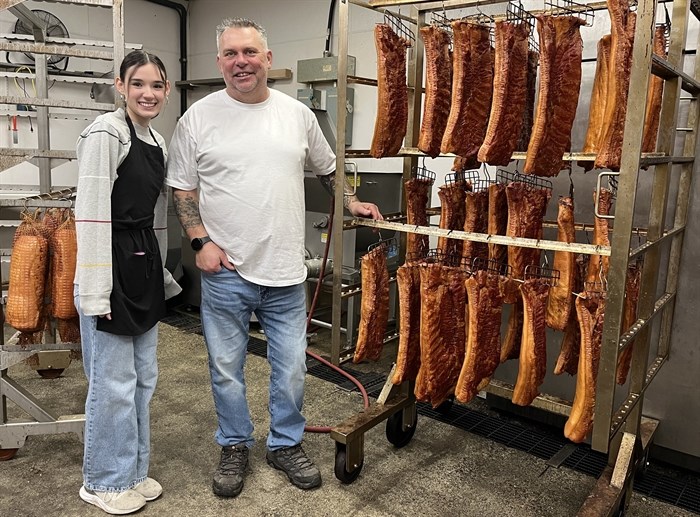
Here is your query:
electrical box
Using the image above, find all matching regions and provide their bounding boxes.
[297,55,357,83]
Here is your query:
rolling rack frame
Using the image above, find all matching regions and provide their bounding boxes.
[329,0,700,514]
[1,0,125,460]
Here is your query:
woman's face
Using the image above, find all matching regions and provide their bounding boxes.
[115,62,170,126]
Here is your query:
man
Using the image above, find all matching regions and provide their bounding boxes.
[165,17,382,497]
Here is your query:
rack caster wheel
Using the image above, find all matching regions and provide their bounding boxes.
[0,448,18,461]
[436,396,454,416]
[334,443,363,484]
[36,368,64,379]
[386,407,417,448]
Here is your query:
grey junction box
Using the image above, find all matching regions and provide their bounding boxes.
[297,55,357,83]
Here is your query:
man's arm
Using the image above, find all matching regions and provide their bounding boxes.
[318,171,383,220]
[171,188,234,272]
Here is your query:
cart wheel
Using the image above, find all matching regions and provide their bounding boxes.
[37,368,64,379]
[334,443,363,484]
[436,396,454,416]
[0,448,18,461]
[386,407,417,448]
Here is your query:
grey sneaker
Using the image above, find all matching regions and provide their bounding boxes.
[133,477,162,501]
[213,444,249,497]
[266,444,322,490]
[79,486,146,515]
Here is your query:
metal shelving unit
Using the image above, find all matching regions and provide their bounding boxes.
[329,0,700,514]
[0,0,125,460]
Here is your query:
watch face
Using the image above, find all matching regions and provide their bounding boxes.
[191,238,204,251]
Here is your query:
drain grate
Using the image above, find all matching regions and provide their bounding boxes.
[162,318,700,514]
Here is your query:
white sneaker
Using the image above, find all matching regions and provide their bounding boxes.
[79,485,146,515]
[133,477,163,501]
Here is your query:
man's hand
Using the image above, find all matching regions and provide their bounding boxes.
[195,241,235,273]
[347,200,383,221]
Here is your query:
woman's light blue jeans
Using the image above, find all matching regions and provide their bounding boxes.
[75,292,158,492]
[200,268,307,451]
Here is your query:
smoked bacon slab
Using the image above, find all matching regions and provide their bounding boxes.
[641,27,668,154]
[455,270,507,402]
[353,246,390,363]
[524,15,585,177]
[615,261,642,385]
[416,264,468,407]
[580,35,613,171]
[565,292,606,443]
[594,0,636,171]
[418,25,453,158]
[393,263,422,384]
[487,183,508,265]
[371,24,410,158]
[441,22,494,161]
[512,278,551,406]
[517,50,540,152]
[462,189,489,263]
[477,21,530,166]
[405,178,432,258]
[437,181,469,261]
[501,297,524,363]
[545,197,576,331]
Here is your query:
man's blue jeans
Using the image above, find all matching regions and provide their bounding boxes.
[75,291,158,492]
[200,268,308,451]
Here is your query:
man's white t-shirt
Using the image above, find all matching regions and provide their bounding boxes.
[166,89,335,287]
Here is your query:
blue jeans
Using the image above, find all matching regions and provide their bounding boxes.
[200,268,307,451]
[75,292,158,492]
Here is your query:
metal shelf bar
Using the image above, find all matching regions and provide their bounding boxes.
[483,379,572,417]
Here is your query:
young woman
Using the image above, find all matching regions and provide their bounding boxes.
[74,50,181,515]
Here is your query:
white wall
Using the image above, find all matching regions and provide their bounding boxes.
[0,0,182,188]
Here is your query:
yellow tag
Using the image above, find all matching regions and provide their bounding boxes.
[322,65,332,72]
[320,233,328,244]
[348,175,361,187]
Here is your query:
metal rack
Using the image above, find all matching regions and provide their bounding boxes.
[329,0,700,514]
[1,0,125,460]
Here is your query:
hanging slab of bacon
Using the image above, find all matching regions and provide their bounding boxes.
[441,22,494,161]
[418,25,453,158]
[462,189,489,263]
[524,15,585,177]
[579,35,613,172]
[615,261,642,385]
[641,27,668,154]
[477,21,530,166]
[437,181,469,261]
[554,314,581,376]
[585,188,613,285]
[517,50,540,153]
[512,278,551,406]
[487,183,508,265]
[546,197,576,331]
[405,178,432,258]
[594,0,636,171]
[353,247,390,363]
[415,264,468,407]
[455,270,507,403]
[564,292,606,443]
[392,263,423,384]
[371,24,410,158]
[504,182,551,303]
[500,296,523,362]
[554,253,585,375]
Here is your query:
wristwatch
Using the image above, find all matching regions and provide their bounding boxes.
[191,236,212,251]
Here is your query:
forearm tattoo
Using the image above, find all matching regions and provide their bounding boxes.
[318,171,359,209]
[172,191,204,230]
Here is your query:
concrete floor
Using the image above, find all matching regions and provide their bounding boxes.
[0,320,695,517]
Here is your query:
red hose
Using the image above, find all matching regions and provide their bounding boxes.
[304,198,370,433]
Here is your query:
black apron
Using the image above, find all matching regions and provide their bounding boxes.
[97,116,166,336]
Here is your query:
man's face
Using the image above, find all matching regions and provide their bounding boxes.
[217,27,272,103]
